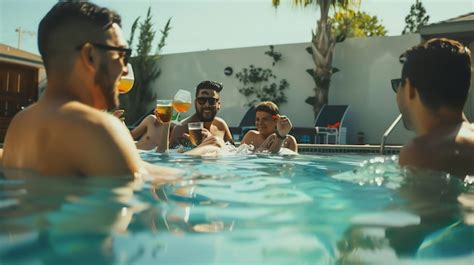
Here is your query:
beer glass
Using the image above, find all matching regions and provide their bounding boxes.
[188,122,203,146]
[118,63,134,94]
[155,99,173,123]
[173,89,192,121]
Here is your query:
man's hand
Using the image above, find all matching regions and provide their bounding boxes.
[276,115,292,137]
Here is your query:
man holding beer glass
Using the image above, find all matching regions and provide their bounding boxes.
[170,80,233,148]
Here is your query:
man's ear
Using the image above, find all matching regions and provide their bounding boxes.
[79,43,97,72]
[405,78,417,100]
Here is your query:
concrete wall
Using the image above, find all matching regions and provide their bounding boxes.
[150,42,315,129]
[150,34,454,145]
[330,34,420,144]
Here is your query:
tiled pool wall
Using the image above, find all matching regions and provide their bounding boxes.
[298,144,401,155]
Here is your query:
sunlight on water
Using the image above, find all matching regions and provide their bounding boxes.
[1,153,473,265]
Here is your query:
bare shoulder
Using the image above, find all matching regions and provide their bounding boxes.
[4,101,141,176]
[68,105,134,147]
[399,138,433,169]
[213,117,230,128]
[286,135,297,144]
[241,130,259,143]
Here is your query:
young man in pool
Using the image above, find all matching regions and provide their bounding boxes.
[170,80,233,148]
[395,38,474,177]
[241,101,297,153]
[2,1,177,177]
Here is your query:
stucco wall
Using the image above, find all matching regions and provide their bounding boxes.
[150,34,450,145]
[330,34,420,144]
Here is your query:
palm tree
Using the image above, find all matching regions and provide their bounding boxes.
[272,0,359,118]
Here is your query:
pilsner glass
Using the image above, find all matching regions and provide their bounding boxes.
[118,63,134,94]
[188,122,203,146]
[155,99,173,123]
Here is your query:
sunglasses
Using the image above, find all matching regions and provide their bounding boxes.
[196,97,219,105]
[391,78,402,93]
[77,43,132,65]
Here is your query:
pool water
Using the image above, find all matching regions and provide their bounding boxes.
[0,152,473,265]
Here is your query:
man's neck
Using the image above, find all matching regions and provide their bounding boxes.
[415,107,465,135]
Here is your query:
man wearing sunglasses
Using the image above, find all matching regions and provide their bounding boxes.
[2,1,177,178]
[394,38,474,178]
[170,80,233,148]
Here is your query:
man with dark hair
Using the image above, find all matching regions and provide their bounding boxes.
[170,80,233,147]
[2,1,176,177]
[395,38,474,177]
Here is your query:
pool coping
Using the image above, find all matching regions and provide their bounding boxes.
[298,144,402,155]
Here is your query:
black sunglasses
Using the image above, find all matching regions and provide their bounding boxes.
[77,43,132,64]
[196,97,219,105]
[391,78,402,93]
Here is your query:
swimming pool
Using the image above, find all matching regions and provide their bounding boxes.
[1,152,473,264]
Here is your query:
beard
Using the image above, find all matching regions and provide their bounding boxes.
[197,107,217,122]
[95,62,119,110]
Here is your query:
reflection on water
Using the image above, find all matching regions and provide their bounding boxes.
[1,152,473,265]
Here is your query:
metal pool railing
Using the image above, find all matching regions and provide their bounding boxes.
[380,114,403,155]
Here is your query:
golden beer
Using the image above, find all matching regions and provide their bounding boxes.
[188,128,202,146]
[155,100,173,123]
[188,122,203,146]
[173,101,192,113]
[118,78,134,94]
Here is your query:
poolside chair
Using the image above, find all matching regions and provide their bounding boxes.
[237,106,257,140]
[314,104,349,144]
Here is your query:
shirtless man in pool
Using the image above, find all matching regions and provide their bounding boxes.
[395,38,474,177]
[2,1,176,177]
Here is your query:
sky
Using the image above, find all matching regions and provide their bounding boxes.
[1,0,473,56]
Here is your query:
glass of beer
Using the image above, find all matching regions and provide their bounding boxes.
[118,63,134,94]
[188,122,203,146]
[173,89,192,122]
[155,99,173,123]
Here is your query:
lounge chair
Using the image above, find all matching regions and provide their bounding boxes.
[229,106,257,141]
[314,104,349,144]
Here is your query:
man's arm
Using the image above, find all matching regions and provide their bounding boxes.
[241,130,258,145]
[220,119,234,144]
[284,135,298,153]
[255,134,285,154]
[169,123,186,147]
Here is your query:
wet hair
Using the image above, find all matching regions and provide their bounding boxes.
[400,38,471,111]
[195,80,223,97]
[255,101,279,116]
[38,0,121,68]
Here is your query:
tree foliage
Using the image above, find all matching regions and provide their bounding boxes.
[402,0,429,34]
[331,9,387,41]
[272,0,361,118]
[120,7,172,124]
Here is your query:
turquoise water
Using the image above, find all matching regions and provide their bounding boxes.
[0,152,473,265]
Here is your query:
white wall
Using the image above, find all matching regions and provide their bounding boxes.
[151,42,315,129]
[151,34,437,145]
[330,34,420,144]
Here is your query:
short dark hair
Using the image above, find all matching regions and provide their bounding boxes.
[38,0,121,68]
[400,38,471,111]
[195,80,223,97]
[255,101,279,116]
